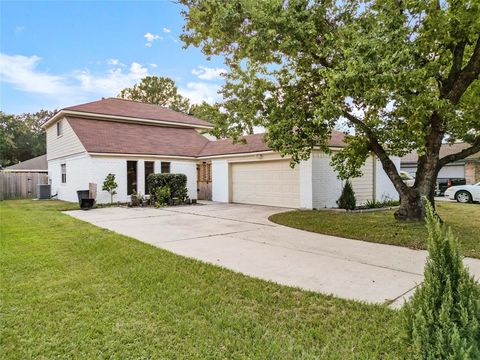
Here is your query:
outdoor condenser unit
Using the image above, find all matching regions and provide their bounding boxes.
[37,184,51,199]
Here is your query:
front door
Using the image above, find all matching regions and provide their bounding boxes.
[197,162,212,200]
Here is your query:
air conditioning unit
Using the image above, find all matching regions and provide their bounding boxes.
[38,184,51,199]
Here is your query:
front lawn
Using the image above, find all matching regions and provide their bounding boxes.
[270,202,480,259]
[0,200,406,358]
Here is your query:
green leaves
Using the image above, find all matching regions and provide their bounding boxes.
[180,0,480,177]
[119,76,191,113]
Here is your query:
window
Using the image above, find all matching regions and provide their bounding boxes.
[161,162,171,174]
[57,121,63,136]
[127,161,137,195]
[144,161,154,194]
[61,164,66,183]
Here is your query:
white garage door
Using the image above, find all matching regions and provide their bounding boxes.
[231,160,300,208]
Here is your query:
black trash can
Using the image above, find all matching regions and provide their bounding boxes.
[77,190,90,206]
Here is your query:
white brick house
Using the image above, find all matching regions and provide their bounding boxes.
[44,97,399,207]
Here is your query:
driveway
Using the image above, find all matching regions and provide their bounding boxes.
[66,202,480,308]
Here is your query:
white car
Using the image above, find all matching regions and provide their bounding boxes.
[444,182,480,203]
[400,171,415,187]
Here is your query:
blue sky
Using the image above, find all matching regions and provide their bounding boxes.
[0,1,226,114]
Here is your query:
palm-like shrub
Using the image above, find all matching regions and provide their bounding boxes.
[337,180,356,210]
[402,202,480,359]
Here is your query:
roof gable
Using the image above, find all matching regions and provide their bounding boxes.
[49,98,213,129]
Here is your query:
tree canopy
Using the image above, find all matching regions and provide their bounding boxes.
[0,110,54,167]
[119,76,192,113]
[180,0,480,220]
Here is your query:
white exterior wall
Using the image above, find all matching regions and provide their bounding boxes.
[350,157,374,204]
[311,152,344,208]
[90,157,129,203]
[299,158,313,209]
[48,154,93,202]
[46,117,86,161]
[375,157,400,201]
[171,161,198,200]
[212,160,229,202]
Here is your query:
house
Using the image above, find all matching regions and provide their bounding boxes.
[43,97,399,207]
[4,154,48,173]
[401,143,480,184]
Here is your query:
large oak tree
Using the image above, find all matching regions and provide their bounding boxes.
[180,0,480,221]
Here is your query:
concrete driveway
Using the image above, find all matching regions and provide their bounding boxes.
[66,202,480,308]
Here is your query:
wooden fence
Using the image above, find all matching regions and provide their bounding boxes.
[0,172,49,200]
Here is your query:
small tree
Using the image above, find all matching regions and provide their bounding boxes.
[402,202,480,359]
[337,180,356,210]
[102,173,118,204]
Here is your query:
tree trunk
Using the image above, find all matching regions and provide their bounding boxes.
[394,172,437,222]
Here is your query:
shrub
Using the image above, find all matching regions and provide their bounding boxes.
[363,199,400,209]
[102,173,118,203]
[402,202,480,359]
[147,173,188,202]
[155,186,171,206]
[337,180,356,210]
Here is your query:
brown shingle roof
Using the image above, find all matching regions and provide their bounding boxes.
[67,116,346,158]
[67,117,209,157]
[401,142,479,163]
[199,130,345,157]
[64,98,212,128]
[5,154,47,171]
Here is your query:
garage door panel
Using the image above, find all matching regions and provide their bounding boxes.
[231,160,300,208]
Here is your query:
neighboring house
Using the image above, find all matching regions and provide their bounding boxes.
[4,154,48,173]
[43,97,399,207]
[401,143,480,184]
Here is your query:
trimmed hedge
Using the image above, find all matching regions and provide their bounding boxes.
[147,173,188,201]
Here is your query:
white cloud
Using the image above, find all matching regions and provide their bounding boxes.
[75,62,148,94]
[0,52,150,104]
[144,32,162,47]
[0,53,72,95]
[191,65,226,80]
[150,63,158,68]
[163,27,171,33]
[179,82,221,104]
[107,58,122,66]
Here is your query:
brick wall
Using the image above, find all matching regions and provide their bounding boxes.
[465,161,480,184]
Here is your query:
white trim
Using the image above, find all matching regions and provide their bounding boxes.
[47,150,87,161]
[197,150,276,160]
[42,110,213,130]
[89,152,196,160]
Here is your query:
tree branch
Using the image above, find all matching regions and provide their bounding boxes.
[442,41,466,95]
[445,36,480,104]
[342,111,410,194]
[438,138,480,168]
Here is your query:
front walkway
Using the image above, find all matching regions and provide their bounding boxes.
[66,201,480,308]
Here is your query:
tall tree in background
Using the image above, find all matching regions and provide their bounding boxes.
[180,0,480,221]
[119,76,191,113]
[0,110,54,167]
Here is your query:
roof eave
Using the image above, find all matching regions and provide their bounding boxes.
[42,110,214,130]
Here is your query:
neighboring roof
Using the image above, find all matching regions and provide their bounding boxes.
[67,117,210,157]
[61,97,213,128]
[401,142,480,164]
[5,154,48,171]
[198,130,345,157]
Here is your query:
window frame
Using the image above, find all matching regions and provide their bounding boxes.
[161,162,171,174]
[61,163,66,184]
[57,121,63,137]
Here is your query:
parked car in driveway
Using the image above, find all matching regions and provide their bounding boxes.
[400,171,415,187]
[435,177,466,196]
[444,182,480,203]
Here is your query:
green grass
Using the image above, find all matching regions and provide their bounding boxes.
[0,200,406,359]
[270,202,480,259]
